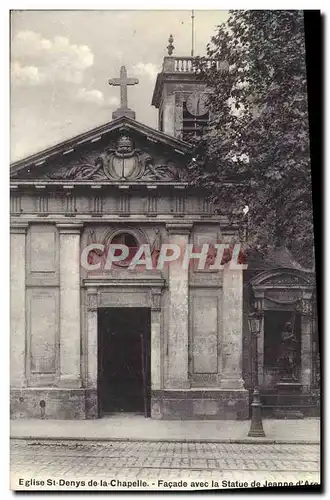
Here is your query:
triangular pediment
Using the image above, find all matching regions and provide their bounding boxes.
[10,116,192,183]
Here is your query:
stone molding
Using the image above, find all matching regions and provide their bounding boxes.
[83,277,165,312]
[166,222,193,235]
[10,222,29,234]
[250,268,313,289]
[58,375,82,389]
[56,223,84,234]
[83,276,165,289]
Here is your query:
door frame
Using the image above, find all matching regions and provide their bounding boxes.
[83,277,164,418]
[97,306,151,416]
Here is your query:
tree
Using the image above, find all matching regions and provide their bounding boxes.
[189,10,314,267]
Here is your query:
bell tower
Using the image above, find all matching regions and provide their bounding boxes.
[151,35,209,142]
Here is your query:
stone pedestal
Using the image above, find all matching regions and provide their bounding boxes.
[112,107,136,120]
[10,223,28,388]
[150,389,249,419]
[165,223,192,389]
[10,388,86,419]
[275,381,304,419]
[57,223,83,388]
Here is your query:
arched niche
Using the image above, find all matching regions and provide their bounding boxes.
[249,268,315,392]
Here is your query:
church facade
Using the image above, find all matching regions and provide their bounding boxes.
[10,52,318,420]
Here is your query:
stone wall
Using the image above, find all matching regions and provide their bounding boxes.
[10,212,248,419]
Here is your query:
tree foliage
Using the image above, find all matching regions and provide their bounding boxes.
[189,10,314,267]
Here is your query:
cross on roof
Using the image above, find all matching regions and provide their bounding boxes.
[108,65,139,120]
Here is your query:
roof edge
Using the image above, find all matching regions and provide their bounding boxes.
[11,116,192,174]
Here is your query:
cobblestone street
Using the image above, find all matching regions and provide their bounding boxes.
[11,439,320,491]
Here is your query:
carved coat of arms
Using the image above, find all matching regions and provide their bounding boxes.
[99,135,144,180]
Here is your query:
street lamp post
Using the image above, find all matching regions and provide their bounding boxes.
[248,308,265,437]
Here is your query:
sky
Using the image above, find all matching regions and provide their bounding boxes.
[10,9,229,162]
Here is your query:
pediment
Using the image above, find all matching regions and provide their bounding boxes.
[10,117,192,183]
[250,268,313,289]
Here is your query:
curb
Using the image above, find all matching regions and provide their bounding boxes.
[10,436,320,445]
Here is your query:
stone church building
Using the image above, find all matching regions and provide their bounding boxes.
[10,51,318,420]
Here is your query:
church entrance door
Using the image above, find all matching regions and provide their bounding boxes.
[98,307,151,417]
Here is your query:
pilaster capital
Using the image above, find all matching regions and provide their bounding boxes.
[297,297,313,316]
[86,287,98,311]
[10,222,29,234]
[151,287,162,311]
[166,222,193,236]
[56,223,84,235]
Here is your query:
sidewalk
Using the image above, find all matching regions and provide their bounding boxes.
[11,415,320,444]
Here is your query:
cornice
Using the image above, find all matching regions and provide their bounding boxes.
[10,222,29,234]
[10,116,192,177]
[10,180,189,189]
[152,72,201,108]
[83,275,165,289]
[166,222,194,235]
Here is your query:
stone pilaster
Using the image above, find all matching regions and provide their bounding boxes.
[86,287,98,388]
[57,223,83,388]
[150,288,162,391]
[10,223,28,387]
[220,266,245,389]
[163,93,176,137]
[300,297,313,392]
[165,222,192,389]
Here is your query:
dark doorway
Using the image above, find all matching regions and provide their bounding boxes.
[98,307,151,417]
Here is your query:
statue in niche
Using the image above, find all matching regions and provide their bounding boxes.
[277,321,298,382]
